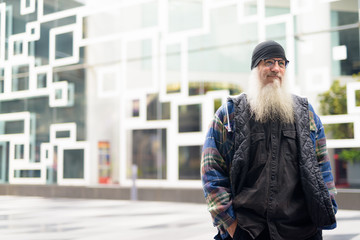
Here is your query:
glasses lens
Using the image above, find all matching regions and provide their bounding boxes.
[264,59,274,67]
[264,59,288,68]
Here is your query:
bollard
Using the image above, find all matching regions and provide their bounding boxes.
[131,164,138,201]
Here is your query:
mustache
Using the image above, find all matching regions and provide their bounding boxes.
[268,73,281,77]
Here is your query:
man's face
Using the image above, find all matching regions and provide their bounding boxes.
[257,58,286,86]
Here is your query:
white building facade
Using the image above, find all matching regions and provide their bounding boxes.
[0,0,360,189]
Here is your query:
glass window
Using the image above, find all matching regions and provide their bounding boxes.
[53,69,86,141]
[168,0,203,32]
[12,65,29,91]
[83,1,157,38]
[56,131,70,138]
[214,98,222,113]
[84,40,122,66]
[335,28,359,75]
[47,146,57,184]
[178,104,202,133]
[189,82,242,96]
[7,0,37,35]
[4,120,24,134]
[265,2,290,17]
[0,143,8,183]
[330,0,359,26]
[188,6,257,74]
[43,0,83,15]
[0,68,4,93]
[179,145,201,180]
[127,39,153,90]
[332,147,360,188]
[37,73,47,88]
[14,170,41,178]
[265,23,286,43]
[166,44,181,94]
[131,129,167,180]
[324,123,354,140]
[146,93,170,121]
[14,144,24,159]
[55,32,73,60]
[63,149,84,179]
[13,40,23,55]
[132,99,140,117]
[33,16,76,66]
[242,0,257,18]
[0,99,25,113]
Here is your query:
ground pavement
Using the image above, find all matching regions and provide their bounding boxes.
[0,196,359,240]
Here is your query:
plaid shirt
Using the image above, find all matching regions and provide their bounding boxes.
[201,100,337,239]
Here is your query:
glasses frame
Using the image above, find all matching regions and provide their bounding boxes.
[263,58,289,69]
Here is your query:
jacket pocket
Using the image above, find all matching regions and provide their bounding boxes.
[250,132,265,143]
[250,133,266,165]
[281,130,297,161]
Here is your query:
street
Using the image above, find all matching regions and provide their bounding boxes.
[0,196,359,240]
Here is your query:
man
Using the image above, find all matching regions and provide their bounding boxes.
[201,40,337,240]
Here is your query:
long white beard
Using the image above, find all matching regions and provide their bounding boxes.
[247,69,294,123]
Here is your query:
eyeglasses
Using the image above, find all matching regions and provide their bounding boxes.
[263,59,289,69]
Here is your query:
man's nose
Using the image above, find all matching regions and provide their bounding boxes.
[271,62,280,72]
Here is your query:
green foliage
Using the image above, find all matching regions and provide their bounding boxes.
[339,149,360,164]
[318,80,352,139]
[356,90,360,107]
[318,72,360,162]
[319,80,347,115]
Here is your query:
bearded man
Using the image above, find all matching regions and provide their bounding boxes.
[201,40,337,240]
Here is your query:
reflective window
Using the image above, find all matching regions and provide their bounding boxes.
[168,0,203,32]
[166,44,181,94]
[188,6,257,73]
[0,143,8,183]
[14,170,41,178]
[63,149,84,179]
[265,4,290,17]
[131,129,167,180]
[0,68,4,93]
[179,145,201,180]
[147,93,170,121]
[178,104,201,133]
[4,120,24,134]
[132,99,140,117]
[127,40,153,90]
[12,65,29,91]
[189,82,241,96]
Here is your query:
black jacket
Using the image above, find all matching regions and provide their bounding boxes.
[229,94,336,227]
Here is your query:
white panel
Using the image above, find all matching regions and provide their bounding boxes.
[0,3,6,62]
[96,65,120,98]
[50,123,77,144]
[305,67,331,92]
[49,24,80,67]
[332,45,347,60]
[41,143,54,166]
[26,21,41,41]
[49,81,74,107]
[20,0,36,15]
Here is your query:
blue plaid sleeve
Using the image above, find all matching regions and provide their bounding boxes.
[309,103,338,229]
[201,101,236,238]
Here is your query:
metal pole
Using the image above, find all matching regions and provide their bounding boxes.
[131,164,138,201]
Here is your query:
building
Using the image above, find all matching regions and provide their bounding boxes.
[0,0,360,204]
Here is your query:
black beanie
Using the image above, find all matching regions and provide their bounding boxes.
[251,40,288,69]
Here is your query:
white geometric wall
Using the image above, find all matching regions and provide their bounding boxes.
[0,0,359,186]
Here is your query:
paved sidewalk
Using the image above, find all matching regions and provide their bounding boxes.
[0,196,358,240]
